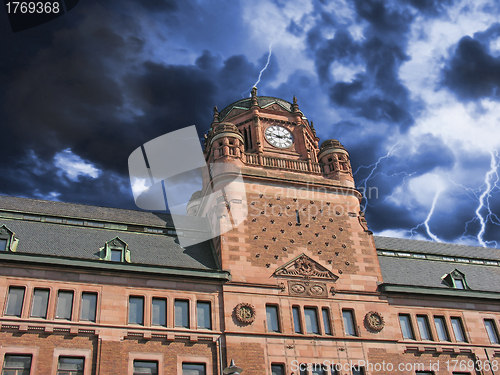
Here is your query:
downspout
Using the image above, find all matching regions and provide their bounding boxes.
[485,348,495,375]
[96,337,102,375]
[218,335,224,375]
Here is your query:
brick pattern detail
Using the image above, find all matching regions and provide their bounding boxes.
[0,331,97,374]
[226,342,266,375]
[246,197,356,272]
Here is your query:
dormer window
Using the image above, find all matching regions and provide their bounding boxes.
[454,279,465,289]
[442,269,469,289]
[0,225,18,252]
[100,237,130,263]
[111,249,123,262]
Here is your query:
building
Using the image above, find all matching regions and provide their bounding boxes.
[1,89,500,375]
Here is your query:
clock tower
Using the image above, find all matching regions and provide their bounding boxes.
[189,88,385,374]
[195,87,381,289]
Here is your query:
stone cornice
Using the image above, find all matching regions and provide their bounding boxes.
[379,283,500,300]
[0,252,230,281]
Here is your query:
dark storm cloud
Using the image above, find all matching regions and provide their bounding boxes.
[399,0,454,16]
[442,25,500,100]
[126,61,217,135]
[138,0,178,12]
[350,133,455,237]
[305,0,415,130]
[0,0,280,207]
[406,134,455,173]
[286,20,304,37]
[353,0,413,36]
[195,50,280,110]
[314,29,360,82]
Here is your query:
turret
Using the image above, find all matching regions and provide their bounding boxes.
[318,139,354,186]
[205,122,245,164]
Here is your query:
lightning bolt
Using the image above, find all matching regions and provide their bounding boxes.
[447,150,500,247]
[409,188,443,242]
[473,150,500,247]
[354,142,401,210]
[242,43,273,98]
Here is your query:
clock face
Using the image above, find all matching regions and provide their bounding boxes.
[265,126,293,148]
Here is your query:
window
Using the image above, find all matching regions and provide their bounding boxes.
[485,319,499,344]
[133,360,158,375]
[342,309,356,336]
[56,291,74,320]
[399,314,415,340]
[2,354,32,375]
[292,306,302,333]
[451,317,467,342]
[175,300,189,328]
[304,308,319,334]
[434,316,450,341]
[331,365,339,375]
[454,279,465,289]
[416,372,434,375]
[352,366,365,375]
[30,288,49,318]
[57,357,84,375]
[129,296,144,325]
[80,292,97,322]
[266,305,280,332]
[295,210,300,224]
[417,315,432,340]
[152,298,166,327]
[0,225,16,252]
[197,301,211,330]
[312,364,326,375]
[271,364,284,375]
[322,308,331,335]
[182,363,205,375]
[110,249,122,262]
[299,365,307,375]
[442,269,468,289]
[5,287,25,317]
[102,237,130,263]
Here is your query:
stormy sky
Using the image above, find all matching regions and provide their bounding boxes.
[2,0,500,247]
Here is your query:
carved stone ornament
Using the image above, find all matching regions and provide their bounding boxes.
[234,303,256,325]
[364,311,385,332]
[288,281,328,298]
[273,254,339,281]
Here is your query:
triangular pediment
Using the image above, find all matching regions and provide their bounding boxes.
[225,107,248,120]
[105,237,128,249]
[262,102,288,112]
[273,254,339,281]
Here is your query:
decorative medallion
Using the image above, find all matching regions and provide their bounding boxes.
[273,254,339,281]
[364,311,385,332]
[291,284,306,294]
[234,303,256,325]
[288,281,328,298]
[310,285,325,295]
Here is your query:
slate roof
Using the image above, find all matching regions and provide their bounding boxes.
[3,195,500,289]
[0,195,207,230]
[0,218,217,270]
[374,236,500,293]
[219,96,294,121]
[0,195,217,271]
[374,236,500,260]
